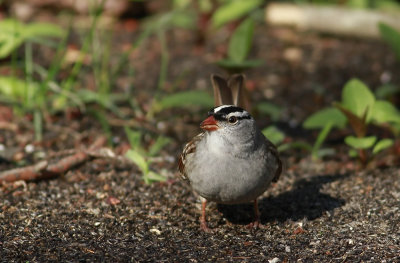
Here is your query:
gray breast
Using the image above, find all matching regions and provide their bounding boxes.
[186,134,277,204]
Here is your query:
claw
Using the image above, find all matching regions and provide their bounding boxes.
[247,199,262,229]
[200,220,214,233]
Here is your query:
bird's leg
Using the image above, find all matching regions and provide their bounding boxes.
[247,199,261,229]
[200,199,213,232]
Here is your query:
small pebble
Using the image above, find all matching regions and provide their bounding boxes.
[269,257,280,263]
[25,144,35,153]
[150,228,161,235]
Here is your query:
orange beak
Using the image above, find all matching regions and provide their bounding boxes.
[200,116,219,131]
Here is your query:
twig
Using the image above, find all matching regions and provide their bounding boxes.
[45,152,90,175]
[0,136,110,183]
[0,161,48,182]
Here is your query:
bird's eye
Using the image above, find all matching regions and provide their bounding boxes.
[228,116,238,124]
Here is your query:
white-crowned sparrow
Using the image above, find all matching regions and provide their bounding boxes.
[179,75,282,231]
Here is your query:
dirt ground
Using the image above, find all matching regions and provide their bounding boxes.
[1,7,400,262]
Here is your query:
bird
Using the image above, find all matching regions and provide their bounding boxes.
[178,74,282,232]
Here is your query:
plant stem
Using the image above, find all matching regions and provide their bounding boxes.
[157,31,169,92]
[61,5,102,99]
[25,42,34,108]
[33,110,42,142]
[312,122,333,160]
[359,149,368,167]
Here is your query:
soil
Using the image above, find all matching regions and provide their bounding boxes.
[1,6,400,262]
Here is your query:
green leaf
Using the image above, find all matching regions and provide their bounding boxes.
[371,100,400,124]
[375,84,400,99]
[262,126,285,145]
[216,59,263,70]
[375,0,400,13]
[76,89,100,104]
[143,171,167,184]
[0,37,23,59]
[0,76,38,99]
[346,0,369,8]
[211,0,263,28]
[372,138,394,155]
[348,148,359,158]
[277,141,312,152]
[23,22,65,39]
[0,19,64,58]
[173,0,191,9]
[125,149,148,174]
[199,0,213,12]
[314,148,336,158]
[344,135,377,149]
[256,102,282,121]
[124,127,142,149]
[228,18,254,62]
[303,107,347,129]
[148,136,171,157]
[0,20,23,58]
[158,90,214,110]
[341,78,375,121]
[170,10,196,29]
[379,22,400,61]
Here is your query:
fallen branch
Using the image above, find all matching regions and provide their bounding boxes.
[0,161,48,182]
[0,136,112,183]
[45,152,90,175]
[265,3,400,38]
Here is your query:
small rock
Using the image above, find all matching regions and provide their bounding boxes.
[24,144,35,153]
[107,196,121,205]
[285,245,291,252]
[150,228,161,235]
[283,47,302,63]
[268,257,280,263]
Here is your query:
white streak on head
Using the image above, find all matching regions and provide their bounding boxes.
[213,105,235,113]
[228,111,250,118]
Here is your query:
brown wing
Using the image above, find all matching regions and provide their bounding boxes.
[272,152,282,182]
[178,133,204,181]
[265,139,282,183]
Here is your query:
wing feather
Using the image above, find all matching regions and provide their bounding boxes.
[178,133,204,181]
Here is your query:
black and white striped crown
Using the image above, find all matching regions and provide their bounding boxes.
[208,105,251,121]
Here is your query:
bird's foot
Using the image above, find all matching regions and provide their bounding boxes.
[246,220,262,229]
[200,221,214,233]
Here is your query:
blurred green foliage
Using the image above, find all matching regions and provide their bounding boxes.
[0,19,66,140]
[216,17,263,73]
[124,127,171,184]
[0,19,65,58]
[262,126,285,146]
[304,79,399,163]
[379,22,400,61]
[1,0,399,170]
[211,0,263,28]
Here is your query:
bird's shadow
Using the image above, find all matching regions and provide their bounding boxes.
[217,173,346,225]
